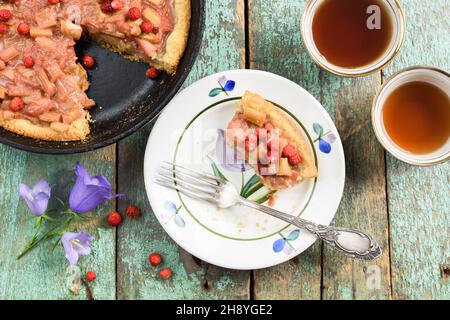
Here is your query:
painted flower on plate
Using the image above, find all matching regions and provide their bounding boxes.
[162,201,185,228]
[273,229,300,255]
[209,76,236,97]
[313,123,336,154]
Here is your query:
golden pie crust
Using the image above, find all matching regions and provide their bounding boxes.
[238,91,318,187]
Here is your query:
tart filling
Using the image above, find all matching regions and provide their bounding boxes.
[226,91,318,190]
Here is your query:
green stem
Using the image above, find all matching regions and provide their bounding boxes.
[17,214,74,260]
[313,131,331,143]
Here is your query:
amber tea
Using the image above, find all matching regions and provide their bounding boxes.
[312,0,394,69]
[382,81,450,154]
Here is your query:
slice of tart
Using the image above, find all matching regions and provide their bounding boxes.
[226,91,318,190]
[65,0,191,74]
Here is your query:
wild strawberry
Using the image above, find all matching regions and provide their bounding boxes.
[127,7,141,20]
[23,56,34,68]
[126,205,141,218]
[140,20,153,33]
[85,271,96,282]
[0,23,8,35]
[282,144,296,158]
[148,253,162,267]
[17,23,30,35]
[9,97,24,112]
[0,9,12,22]
[146,67,159,79]
[288,153,302,166]
[159,267,172,280]
[48,0,59,5]
[111,0,123,11]
[108,211,122,226]
[82,54,95,68]
[100,0,114,13]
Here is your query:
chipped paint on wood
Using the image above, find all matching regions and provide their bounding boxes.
[116,0,250,300]
[0,147,116,300]
[383,0,450,301]
[248,0,391,300]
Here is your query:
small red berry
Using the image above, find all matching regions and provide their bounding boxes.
[146,67,159,79]
[85,271,96,282]
[127,7,141,20]
[125,205,141,218]
[159,267,172,280]
[282,144,296,158]
[48,0,59,5]
[82,54,95,68]
[0,9,12,22]
[9,97,24,112]
[288,153,302,166]
[108,211,122,226]
[111,0,123,11]
[0,23,8,35]
[148,253,162,267]
[140,20,153,33]
[17,23,30,35]
[23,56,34,68]
[100,0,114,13]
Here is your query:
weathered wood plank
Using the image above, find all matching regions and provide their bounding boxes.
[116,0,250,299]
[383,0,450,300]
[0,146,116,300]
[249,0,391,299]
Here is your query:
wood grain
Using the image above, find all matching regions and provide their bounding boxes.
[116,0,250,300]
[248,0,391,299]
[383,0,450,300]
[0,146,116,300]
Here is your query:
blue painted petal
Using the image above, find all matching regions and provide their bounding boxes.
[319,138,332,154]
[209,88,223,97]
[286,229,300,241]
[313,123,323,136]
[174,215,186,228]
[164,201,178,213]
[223,80,236,92]
[273,238,286,253]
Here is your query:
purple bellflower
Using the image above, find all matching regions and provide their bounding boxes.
[61,231,94,266]
[19,179,51,216]
[69,163,124,214]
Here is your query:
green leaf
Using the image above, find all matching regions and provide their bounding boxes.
[286,229,300,241]
[209,158,228,181]
[240,174,261,197]
[243,182,264,198]
[253,190,276,204]
[313,123,323,137]
[209,87,223,97]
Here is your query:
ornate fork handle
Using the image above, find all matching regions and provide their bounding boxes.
[239,198,382,260]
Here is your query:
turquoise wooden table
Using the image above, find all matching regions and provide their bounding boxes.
[0,0,448,300]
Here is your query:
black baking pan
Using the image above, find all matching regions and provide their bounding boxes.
[0,1,205,154]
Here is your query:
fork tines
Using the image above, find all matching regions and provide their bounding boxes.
[155,162,221,203]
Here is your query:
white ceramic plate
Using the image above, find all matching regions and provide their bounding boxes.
[144,70,345,270]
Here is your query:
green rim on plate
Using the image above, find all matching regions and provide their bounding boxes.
[172,97,318,241]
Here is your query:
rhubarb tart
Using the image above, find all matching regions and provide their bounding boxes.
[0,0,190,141]
[227,91,318,190]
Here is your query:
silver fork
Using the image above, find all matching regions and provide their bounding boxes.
[156,162,382,261]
